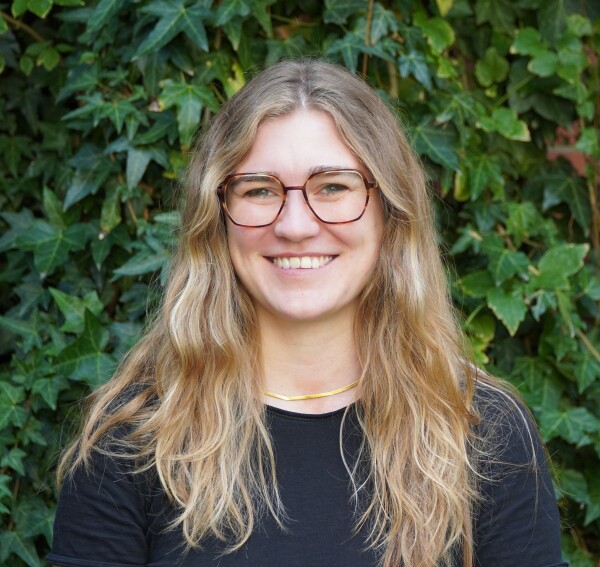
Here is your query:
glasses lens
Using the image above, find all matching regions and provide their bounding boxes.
[225,175,284,226]
[306,171,368,223]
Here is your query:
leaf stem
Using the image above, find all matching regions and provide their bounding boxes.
[464,303,484,327]
[577,329,600,365]
[127,201,138,226]
[270,14,317,26]
[0,12,45,43]
[492,75,534,110]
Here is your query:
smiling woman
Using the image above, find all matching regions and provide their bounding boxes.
[48,60,566,567]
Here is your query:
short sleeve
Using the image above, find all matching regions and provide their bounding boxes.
[47,444,151,567]
[473,385,567,567]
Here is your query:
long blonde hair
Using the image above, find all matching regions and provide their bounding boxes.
[60,60,482,567]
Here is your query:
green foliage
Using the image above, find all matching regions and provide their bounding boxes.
[0,0,599,563]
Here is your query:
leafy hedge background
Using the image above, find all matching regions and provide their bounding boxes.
[0,0,599,564]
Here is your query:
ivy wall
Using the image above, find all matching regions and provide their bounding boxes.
[0,0,599,564]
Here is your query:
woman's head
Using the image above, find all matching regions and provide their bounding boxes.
[178,59,439,337]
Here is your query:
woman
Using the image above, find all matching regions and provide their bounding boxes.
[49,60,566,567]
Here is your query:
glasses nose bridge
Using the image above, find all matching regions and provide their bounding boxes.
[280,184,313,213]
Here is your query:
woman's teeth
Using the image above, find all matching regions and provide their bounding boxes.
[272,256,333,269]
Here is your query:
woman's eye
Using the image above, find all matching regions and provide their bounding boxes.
[244,187,275,198]
[320,183,349,194]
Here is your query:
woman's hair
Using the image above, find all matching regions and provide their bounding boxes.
[60,60,483,567]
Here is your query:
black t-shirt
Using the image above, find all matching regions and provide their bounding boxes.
[48,388,567,567]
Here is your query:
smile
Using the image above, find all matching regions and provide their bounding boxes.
[272,256,334,269]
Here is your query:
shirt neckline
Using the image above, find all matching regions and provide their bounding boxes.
[265,404,350,420]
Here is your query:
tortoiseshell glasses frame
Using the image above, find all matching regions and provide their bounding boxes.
[216,168,377,228]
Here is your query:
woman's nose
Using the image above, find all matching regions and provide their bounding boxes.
[272,189,320,241]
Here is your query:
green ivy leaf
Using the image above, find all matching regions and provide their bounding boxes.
[223,17,243,51]
[126,148,153,189]
[0,314,42,352]
[556,42,588,84]
[15,498,54,544]
[566,14,593,38]
[475,0,514,33]
[468,154,504,200]
[369,3,397,44]
[0,211,34,253]
[1,448,27,475]
[17,221,89,275]
[31,376,69,410]
[486,287,527,336]
[414,14,455,54]
[572,351,600,393]
[536,243,589,289]
[0,530,42,567]
[181,2,209,51]
[55,310,115,386]
[159,80,219,146]
[65,145,112,209]
[435,0,453,17]
[19,54,34,75]
[42,187,66,229]
[49,287,104,333]
[539,406,600,444]
[513,357,563,411]
[323,0,367,25]
[0,15,9,35]
[11,0,28,17]
[136,0,209,57]
[481,233,529,285]
[559,468,589,503]
[113,248,165,277]
[475,47,508,86]
[575,127,600,158]
[98,99,137,134]
[538,0,567,42]
[251,0,273,36]
[0,382,27,429]
[584,474,600,525]
[100,188,122,235]
[459,270,493,298]
[27,0,52,18]
[326,33,364,72]
[87,0,126,33]
[528,51,557,77]
[542,174,590,234]
[510,27,546,57]
[215,0,251,26]
[398,51,432,90]
[412,123,458,171]
[0,475,12,500]
[505,201,543,247]
[478,107,530,142]
[38,45,60,70]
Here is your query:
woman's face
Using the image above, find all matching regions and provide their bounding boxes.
[226,109,385,326]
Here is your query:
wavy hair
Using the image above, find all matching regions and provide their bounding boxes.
[60,60,485,567]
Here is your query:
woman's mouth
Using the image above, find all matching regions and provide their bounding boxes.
[271,256,334,269]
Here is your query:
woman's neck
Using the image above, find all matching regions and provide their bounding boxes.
[257,310,361,414]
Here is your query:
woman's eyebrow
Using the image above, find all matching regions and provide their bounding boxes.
[238,165,352,178]
[306,164,352,176]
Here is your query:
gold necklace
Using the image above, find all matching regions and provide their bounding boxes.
[263,380,359,401]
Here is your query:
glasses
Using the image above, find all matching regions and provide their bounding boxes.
[217,169,377,228]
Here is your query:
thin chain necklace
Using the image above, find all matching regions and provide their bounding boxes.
[263,380,359,401]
